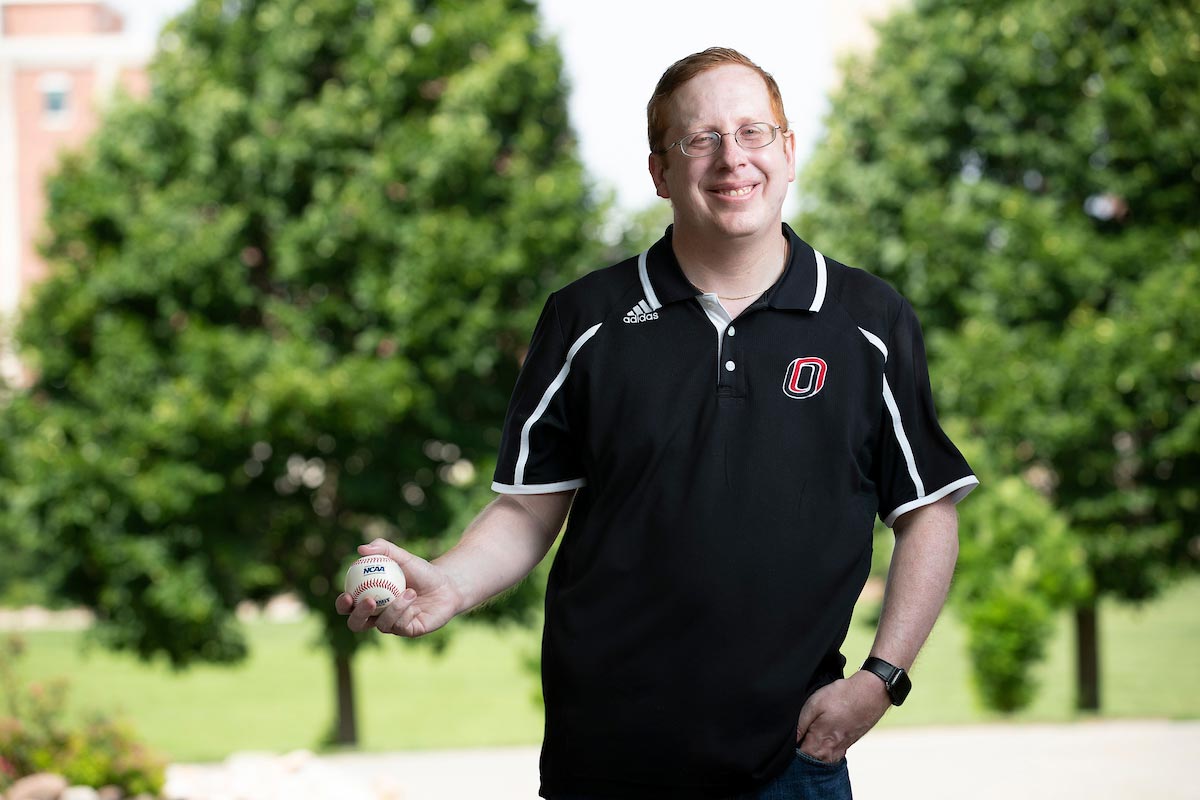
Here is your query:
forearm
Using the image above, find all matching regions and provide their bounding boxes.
[792,502,958,757]
[869,497,959,669]
[434,491,572,615]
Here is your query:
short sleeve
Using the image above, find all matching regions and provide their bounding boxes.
[492,294,592,495]
[874,301,978,526]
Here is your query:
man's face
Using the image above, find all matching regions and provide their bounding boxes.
[649,64,795,244]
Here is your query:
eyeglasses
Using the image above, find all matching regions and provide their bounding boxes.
[655,123,783,158]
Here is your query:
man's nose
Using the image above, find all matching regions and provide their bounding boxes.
[714,133,750,167]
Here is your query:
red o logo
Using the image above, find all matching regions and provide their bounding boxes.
[783,357,827,399]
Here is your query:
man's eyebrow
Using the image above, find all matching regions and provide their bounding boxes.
[676,115,764,131]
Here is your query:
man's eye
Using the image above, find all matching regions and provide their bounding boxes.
[685,133,719,149]
[739,125,766,139]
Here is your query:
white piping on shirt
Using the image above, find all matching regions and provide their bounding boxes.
[514,323,602,485]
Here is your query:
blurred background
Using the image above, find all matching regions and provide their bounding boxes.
[0,0,1196,798]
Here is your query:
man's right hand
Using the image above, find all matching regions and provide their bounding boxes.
[337,492,572,638]
[336,538,463,637]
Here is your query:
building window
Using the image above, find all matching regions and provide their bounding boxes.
[39,73,73,129]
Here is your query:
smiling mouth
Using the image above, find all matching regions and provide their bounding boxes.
[712,185,756,198]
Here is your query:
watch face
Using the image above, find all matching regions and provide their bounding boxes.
[863,657,910,705]
[890,671,912,705]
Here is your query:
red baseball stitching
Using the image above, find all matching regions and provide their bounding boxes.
[352,578,402,602]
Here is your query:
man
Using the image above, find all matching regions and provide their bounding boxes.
[338,48,977,799]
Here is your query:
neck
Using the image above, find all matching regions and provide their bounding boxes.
[671,223,789,299]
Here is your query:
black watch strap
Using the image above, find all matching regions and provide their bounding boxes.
[861,656,912,706]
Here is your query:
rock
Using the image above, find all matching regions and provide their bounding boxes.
[7,772,69,800]
[372,774,406,800]
[61,788,100,800]
[96,787,123,800]
[278,749,313,773]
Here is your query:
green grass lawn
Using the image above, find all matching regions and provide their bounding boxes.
[849,576,1200,727]
[2,619,546,762]
[3,578,1197,763]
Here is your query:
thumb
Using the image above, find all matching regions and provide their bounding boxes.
[358,538,438,585]
[795,694,822,742]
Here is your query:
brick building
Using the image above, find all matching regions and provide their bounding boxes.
[0,0,151,383]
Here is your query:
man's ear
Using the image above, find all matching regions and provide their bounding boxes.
[783,129,797,184]
[649,153,670,199]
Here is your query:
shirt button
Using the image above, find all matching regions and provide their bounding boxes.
[725,360,736,372]
[727,326,736,336]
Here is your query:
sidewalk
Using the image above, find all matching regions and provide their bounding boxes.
[164,718,1199,800]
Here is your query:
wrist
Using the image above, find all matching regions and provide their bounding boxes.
[852,668,891,703]
[860,656,912,706]
[430,554,473,615]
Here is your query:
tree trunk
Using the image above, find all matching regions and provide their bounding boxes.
[333,652,358,745]
[1074,602,1100,711]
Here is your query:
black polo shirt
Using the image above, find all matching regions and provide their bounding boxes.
[492,224,977,799]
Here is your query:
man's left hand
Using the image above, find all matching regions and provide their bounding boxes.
[794,670,892,763]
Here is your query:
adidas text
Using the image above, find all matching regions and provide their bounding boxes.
[624,311,659,324]
[623,300,658,324]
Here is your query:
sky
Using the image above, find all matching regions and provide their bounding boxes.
[106,0,856,218]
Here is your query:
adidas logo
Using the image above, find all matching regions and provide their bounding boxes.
[623,299,659,324]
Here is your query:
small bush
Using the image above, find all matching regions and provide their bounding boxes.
[962,589,1054,711]
[0,635,165,795]
[949,435,1092,713]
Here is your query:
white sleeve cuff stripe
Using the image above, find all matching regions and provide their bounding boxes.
[638,249,662,310]
[882,375,924,497]
[883,475,980,527]
[492,478,586,495]
[810,250,828,313]
[514,323,602,484]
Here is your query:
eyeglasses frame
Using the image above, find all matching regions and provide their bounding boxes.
[653,123,787,158]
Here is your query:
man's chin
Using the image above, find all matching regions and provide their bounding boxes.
[707,213,778,240]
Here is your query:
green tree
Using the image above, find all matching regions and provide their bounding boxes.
[0,0,601,745]
[798,1,1199,710]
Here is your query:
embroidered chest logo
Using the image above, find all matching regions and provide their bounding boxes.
[782,357,827,400]
[623,299,659,324]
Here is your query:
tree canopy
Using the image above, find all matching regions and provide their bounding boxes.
[798,0,1199,708]
[0,0,601,742]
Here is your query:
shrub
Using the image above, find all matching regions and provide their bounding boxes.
[0,635,165,794]
[950,429,1091,713]
[962,588,1054,711]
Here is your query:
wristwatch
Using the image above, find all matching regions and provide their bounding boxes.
[861,656,912,706]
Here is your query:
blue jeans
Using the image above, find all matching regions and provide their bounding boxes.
[730,748,853,800]
[545,749,853,800]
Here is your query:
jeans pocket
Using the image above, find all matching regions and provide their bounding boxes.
[794,747,846,768]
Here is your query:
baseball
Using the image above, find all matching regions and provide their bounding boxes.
[344,555,406,616]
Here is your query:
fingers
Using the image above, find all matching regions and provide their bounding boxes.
[795,706,816,739]
[794,685,825,742]
[358,538,437,587]
[341,538,435,636]
[798,742,842,765]
[358,537,411,565]
[357,537,395,557]
[344,595,378,632]
[795,675,889,763]
[795,684,840,760]
[373,588,419,636]
[796,712,842,763]
[795,718,822,757]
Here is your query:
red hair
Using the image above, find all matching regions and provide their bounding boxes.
[647,47,789,153]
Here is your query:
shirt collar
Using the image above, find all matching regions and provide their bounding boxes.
[638,223,827,313]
